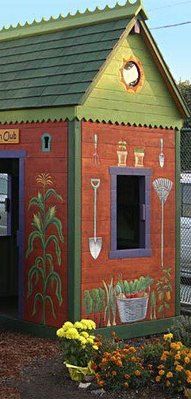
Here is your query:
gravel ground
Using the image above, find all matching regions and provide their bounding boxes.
[0,331,185,399]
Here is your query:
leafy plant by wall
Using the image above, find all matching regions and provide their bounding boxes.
[26,173,64,324]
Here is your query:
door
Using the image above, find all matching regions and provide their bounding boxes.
[0,158,19,316]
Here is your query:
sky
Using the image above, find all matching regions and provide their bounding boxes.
[0,0,190,82]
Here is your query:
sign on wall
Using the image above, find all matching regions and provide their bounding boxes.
[0,129,19,144]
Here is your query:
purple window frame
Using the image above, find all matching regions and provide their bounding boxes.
[109,167,152,259]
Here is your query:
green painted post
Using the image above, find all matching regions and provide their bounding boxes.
[175,129,181,316]
[68,120,82,322]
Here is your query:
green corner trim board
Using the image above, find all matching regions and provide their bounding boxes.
[0,0,188,128]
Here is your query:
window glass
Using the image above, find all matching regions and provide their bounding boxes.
[0,173,9,236]
[109,167,151,259]
[117,175,140,249]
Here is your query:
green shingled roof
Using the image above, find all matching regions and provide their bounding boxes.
[0,0,147,111]
[0,18,130,110]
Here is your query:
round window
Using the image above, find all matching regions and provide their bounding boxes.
[122,61,140,88]
[120,58,144,93]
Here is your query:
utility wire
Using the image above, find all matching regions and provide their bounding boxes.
[151,20,191,30]
[148,0,191,12]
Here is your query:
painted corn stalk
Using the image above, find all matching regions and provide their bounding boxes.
[26,173,64,324]
[153,178,173,268]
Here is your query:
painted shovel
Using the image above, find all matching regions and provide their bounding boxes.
[89,178,102,259]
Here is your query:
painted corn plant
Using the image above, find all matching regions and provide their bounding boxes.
[26,173,64,324]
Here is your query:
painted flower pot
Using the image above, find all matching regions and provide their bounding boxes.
[117,150,128,166]
[64,362,93,382]
[117,295,149,323]
[134,148,145,167]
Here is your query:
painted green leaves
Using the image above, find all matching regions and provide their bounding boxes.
[26,173,64,324]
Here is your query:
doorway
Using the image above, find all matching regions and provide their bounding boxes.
[0,157,20,317]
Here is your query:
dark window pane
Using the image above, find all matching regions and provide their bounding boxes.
[0,173,8,236]
[117,175,140,250]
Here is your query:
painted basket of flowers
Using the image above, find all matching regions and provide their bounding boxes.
[115,276,153,323]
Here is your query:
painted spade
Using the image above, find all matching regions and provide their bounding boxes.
[89,178,102,259]
[159,138,165,168]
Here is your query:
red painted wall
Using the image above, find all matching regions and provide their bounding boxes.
[81,121,176,328]
[0,121,68,327]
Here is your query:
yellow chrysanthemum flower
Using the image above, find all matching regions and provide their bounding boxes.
[81,331,89,338]
[65,327,80,340]
[163,333,173,341]
[93,345,99,350]
[63,321,74,329]
[87,338,94,345]
[74,321,84,330]
[78,336,87,345]
[56,328,65,338]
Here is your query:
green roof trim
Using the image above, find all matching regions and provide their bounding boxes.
[0,0,147,42]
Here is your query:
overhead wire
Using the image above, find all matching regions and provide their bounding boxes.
[151,20,191,30]
[148,0,191,11]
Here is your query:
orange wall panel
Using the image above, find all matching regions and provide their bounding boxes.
[81,121,176,328]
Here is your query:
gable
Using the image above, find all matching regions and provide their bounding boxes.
[77,30,185,129]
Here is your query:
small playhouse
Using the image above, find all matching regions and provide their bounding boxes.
[0,0,189,337]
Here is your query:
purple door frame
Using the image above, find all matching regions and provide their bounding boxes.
[0,150,26,319]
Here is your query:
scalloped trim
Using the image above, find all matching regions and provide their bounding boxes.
[0,0,145,36]
[0,115,177,130]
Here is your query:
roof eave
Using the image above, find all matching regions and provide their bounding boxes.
[140,20,190,120]
[0,1,147,43]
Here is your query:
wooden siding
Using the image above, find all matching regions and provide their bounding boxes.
[78,32,183,129]
[81,121,176,328]
[0,121,68,327]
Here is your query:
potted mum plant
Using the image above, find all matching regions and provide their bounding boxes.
[56,319,98,381]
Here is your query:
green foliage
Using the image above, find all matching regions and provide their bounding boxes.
[171,316,191,347]
[156,268,172,318]
[26,174,64,324]
[141,341,163,369]
[94,345,151,391]
[115,275,153,296]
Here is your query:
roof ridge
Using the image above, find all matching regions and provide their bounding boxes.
[0,0,147,40]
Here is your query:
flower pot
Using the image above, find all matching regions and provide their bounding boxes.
[117,295,149,323]
[117,150,127,166]
[64,362,93,382]
[134,149,145,167]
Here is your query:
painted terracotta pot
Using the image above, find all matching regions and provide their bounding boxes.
[117,294,149,323]
[117,150,128,166]
[134,148,145,167]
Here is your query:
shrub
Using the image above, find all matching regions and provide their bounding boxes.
[141,341,163,371]
[171,316,191,347]
[155,333,191,393]
[93,345,151,391]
